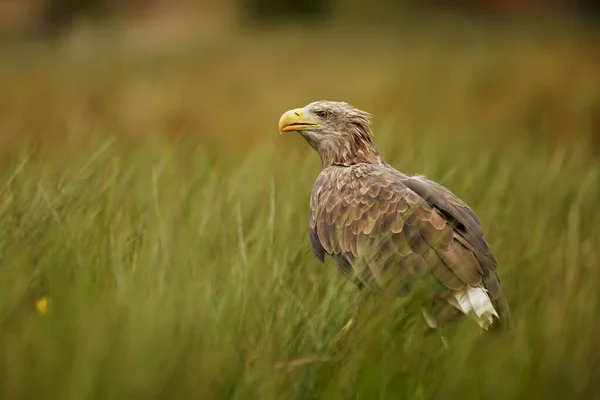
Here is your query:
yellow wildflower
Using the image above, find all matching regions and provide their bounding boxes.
[36,297,50,315]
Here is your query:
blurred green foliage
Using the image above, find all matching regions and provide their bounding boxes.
[0,20,599,399]
[242,0,330,20]
[0,0,597,40]
[41,0,108,34]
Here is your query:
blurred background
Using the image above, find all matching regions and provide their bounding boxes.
[1,0,600,39]
[0,0,599,156]
[1,1,600,399]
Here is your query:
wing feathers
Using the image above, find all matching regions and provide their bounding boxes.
[436,239,483,286]
[308,164,510,329]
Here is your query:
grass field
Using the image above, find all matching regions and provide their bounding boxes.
[1,18,600,399]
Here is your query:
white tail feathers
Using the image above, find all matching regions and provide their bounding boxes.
[446,286,499,330]
[421,286,499,331]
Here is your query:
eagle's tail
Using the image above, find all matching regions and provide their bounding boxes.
[421,286,500,331]
[445,286,499,330]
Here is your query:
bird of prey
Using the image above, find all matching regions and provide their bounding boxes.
[278,100,512,334]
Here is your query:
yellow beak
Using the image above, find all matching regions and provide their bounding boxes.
[278,108,322,134]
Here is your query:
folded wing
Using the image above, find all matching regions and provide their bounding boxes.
[309,164,512,330]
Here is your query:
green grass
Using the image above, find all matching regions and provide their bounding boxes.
[1,21,600,399]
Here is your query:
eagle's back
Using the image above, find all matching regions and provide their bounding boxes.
[308,163,512,331]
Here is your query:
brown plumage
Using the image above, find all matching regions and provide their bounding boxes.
[278,100,512,332]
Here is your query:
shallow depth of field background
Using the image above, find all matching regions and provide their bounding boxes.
[1,1,599,399]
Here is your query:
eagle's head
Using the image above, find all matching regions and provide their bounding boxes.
[278,100,381,167]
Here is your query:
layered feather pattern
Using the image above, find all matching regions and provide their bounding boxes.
[309,164,512,331]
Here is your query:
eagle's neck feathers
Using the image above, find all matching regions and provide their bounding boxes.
[319,126,383,168]
[320,142,382,167]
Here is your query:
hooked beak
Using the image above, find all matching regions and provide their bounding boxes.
[278,108,322,135]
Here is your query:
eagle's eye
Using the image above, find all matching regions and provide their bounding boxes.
[315,110,329,119]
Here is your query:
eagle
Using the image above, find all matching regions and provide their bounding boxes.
[278,100,512,334]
